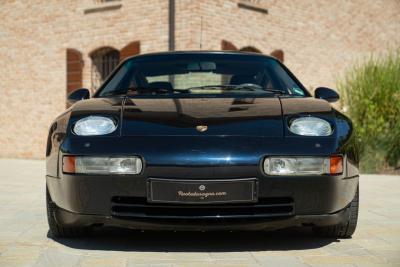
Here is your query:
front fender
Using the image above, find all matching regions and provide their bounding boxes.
[46,110,71,177]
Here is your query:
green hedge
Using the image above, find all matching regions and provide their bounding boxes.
[338,50,400,173]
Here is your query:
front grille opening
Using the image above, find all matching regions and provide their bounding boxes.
[110,196,294,219]
[112,205,293,217]
[111,196,293,206]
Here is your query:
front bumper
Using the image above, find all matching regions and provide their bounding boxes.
[47,135,359,230]
[46,170,358,230]
[54,203,351,231]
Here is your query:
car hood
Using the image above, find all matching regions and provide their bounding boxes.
[122,97,283,137]
[70,97,334,138]
[279,97,333,115]
[65,97,348,167]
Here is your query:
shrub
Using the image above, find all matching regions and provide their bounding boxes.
[338,50,400,173]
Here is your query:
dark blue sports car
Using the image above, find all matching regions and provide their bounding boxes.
[46,51,359,238]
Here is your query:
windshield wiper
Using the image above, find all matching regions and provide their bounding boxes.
[101,85,287,97]
[187,84,287,94]
[187,85,254,91]
[102,86,189,97]
[231,84,288,94]
[129,87,190,94]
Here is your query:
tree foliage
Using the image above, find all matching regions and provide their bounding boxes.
[338,51,400,173]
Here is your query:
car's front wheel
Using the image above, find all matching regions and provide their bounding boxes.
[313,185,359,238]
[46,186,90,238]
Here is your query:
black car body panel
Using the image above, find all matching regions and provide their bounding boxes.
[46,51,359,231]
[122,97,283,137]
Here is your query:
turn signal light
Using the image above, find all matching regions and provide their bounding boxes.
[62,156,143,175]
[63,156,76,173]
[330,155,343,174]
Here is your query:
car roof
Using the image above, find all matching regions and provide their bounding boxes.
[124,50,277,61]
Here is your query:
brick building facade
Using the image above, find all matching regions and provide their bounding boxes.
[0,0,399,159]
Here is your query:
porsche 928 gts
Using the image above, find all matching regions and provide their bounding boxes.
[46,51,359,238]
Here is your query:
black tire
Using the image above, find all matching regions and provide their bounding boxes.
[313,185,359,238]
[46,186,90,238]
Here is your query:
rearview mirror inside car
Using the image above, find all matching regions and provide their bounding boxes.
[187,61,216,72]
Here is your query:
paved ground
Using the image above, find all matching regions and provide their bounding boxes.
[0,159,399,267]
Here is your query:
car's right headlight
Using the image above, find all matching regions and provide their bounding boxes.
[73,116,117,136]
[63,156,143,175]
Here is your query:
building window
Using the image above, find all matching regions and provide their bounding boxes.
[90,47,120,90]
[66,49,83,94]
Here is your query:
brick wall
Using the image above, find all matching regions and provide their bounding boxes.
[0,0,168,159]
[0,0,399,159]
[176,0,400,89]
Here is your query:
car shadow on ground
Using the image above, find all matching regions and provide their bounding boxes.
[49,227,339,252]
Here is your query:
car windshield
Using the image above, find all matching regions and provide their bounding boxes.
[96,53,308,98]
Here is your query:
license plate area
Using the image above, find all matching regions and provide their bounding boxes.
[148,178,258,204]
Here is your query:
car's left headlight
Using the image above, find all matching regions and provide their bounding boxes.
[73,116,117,136]
[289,117,332,136]
[263,156,343,175]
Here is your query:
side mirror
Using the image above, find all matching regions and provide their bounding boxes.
[315,87,339,103]
[67,88,90,106]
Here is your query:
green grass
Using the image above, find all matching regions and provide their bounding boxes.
[338,50,400,173]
